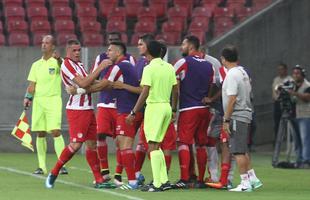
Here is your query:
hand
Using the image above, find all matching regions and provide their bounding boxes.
[113,81,125,89]
[66,86,77,95]
[171,112,177,123]
[202,97,213,104]
[23,98,32,109]
[126,114,135,125]
[98,59,113,70]
[223,122,231,135]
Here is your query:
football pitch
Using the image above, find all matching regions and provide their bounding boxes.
[0,152,309,200]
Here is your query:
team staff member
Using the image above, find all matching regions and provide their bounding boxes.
[45,39,112,189]
[24,35,67,175]
[220,45,262,192]
[126,40,178,192]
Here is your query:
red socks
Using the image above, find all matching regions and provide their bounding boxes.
[120,148,136,181]
[220,163,231,185]
[86,148,103,183]
[178,144,190,181]
[164,154,172,172]
[51,146,75,176]
[196,146,207,182]
[135,144,146,172]
[115,148,123,175]
[97,140,108,170]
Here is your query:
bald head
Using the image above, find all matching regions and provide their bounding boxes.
[41,35,55,54]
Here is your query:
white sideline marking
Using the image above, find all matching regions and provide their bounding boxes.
[0,166,144,200]
[69,166,128,180]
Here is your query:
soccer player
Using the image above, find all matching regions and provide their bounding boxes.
[126,40,178,192]
[220,45,262,192]
[173,35,214,188]
[91,31,135,185]
[23,35,67,175]
[45,39,112,189]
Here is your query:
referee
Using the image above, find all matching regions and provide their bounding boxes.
[24,35,67,175]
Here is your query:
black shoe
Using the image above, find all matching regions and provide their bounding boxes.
[172,179,190,189]
[161,181,172,191]
[59,167,68,175]
[141,184,162,192]
[114,174,122,182]
[33,168,45,175]
[45,173,57,188]
[194,181,207,189]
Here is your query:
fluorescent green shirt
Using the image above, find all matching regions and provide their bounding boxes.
[141,58,177,103]
[27,57,61,97]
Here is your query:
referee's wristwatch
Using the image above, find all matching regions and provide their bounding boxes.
[223,118,230,123]
[130,110,136,116]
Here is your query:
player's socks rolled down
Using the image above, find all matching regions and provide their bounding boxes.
[54,135,65,158]
[36,137,47,172]
[120,148,136,181]
[219,163,231,185]
[178,144,190,181]
[196,146,207,182]
[86,147,103,183]
[135,144,146,172]
[115,148,123,174]
[51,145,75,175]
[97,140,109,170]
[164,154,172,172]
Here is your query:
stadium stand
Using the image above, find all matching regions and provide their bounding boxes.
[0,0,274,46]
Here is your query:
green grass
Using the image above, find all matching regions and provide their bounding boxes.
[0,152,309,200]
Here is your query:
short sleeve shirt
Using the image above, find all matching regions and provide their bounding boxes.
[141,58,177,103]
[27,57,61,97]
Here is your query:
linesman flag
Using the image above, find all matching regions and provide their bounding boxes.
[11,111,34,151]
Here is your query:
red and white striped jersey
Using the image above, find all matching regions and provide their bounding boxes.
[61,57,93,110]
[219,66,227,84]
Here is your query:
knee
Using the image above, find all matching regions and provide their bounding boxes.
[85,140,97,150]
[37,132,46,137]
[51,130,61,137]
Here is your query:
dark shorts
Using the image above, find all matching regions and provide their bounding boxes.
[229,120,250,154]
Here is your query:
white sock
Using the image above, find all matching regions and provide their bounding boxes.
[129,180,137,185]
[247,169,258,182]
[207,146,219,182]
[240,174,251,188]
[135,171,141,179]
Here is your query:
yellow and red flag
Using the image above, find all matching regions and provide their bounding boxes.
[11,111,34,151]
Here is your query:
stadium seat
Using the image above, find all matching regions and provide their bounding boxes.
[107,7,126,22]
[7,20,28,33]
[189,20,209,33]
[0,21,3,33]
[213,7,234,18]
[48,0,70,7]
[32,32,52,46]
[188,30,206,44]
[0,34,5,46]
[3,0,23,7]
[54,20,75,34]
[173,0,194,16]
[106,20,126,33]
[79,21,101,33]
[4,6,26,21]
[56,33,77,46]
[253,0,273,11]
[75,6,98,22]
[191,6,213,22]
[162,21,183,33]
[82,33,103,46]
[74,0,96,7]
[8,33,30,46]
[30,20,51,33]
[235,7,254,21]
[130,33,143,46]
[155,32,181,45]
[137,7,157,24]
[123,0,144,18]
[213,18,234,37]
[51,6,73,21]
[148,0,168,18]
[134,21,156,33]
[25,0,46,7]
[27,6,49,21]
[167,6,188,30]
[98,1,118,18]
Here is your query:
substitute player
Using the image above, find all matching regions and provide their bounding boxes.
[45,39,112,189]
[24,35,67,175]
[126,40,178,192]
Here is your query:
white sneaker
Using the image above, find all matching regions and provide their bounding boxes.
[229,184,252,192]
[113,178,124,187]
[251,179,263,189]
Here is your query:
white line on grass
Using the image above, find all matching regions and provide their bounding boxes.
[69,166,128,180]
[0,166,144,200]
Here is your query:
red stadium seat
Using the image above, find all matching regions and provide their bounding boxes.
[25,0,46,7]
[106,20,126,33]
[49,0,70,7]
[4,6,26,21]
[155,32,181,45]
[32,32,51,46]
[213,18,234,37]
[213,7,234,18]
[191,6,213,22]
[188,30,206,44]
[7,20,28,33]
[76,6,98,22]
[30,20,51,33]
[148,0,168,18]
[0,34,5,46]
[51,6,73,21]
[74,0,96,7]
[79,21,101,33]
[107,7,126,22]
[8,33,30,46]
[134,21,156,33]
[123,0,143,18]
[3,0,23,7]
[0,21,3,33]
[167,6,188,30]
[235,7,254,21]
[130,33,142,46]
[162,21,183,32]
[27,6,49,21]
[56,33,77,46]
[189,20,209,32]
[98,2,118,18]
[137,7,157,24]
[82,33,103,46]
[253,0,273,11]
[173,0,194,16]
[54,20,75,34]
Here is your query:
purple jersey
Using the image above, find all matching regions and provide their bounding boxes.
[135,56,149,81]
[174,53,214,111]
[105,59,139,113]
[92,52,135,108]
